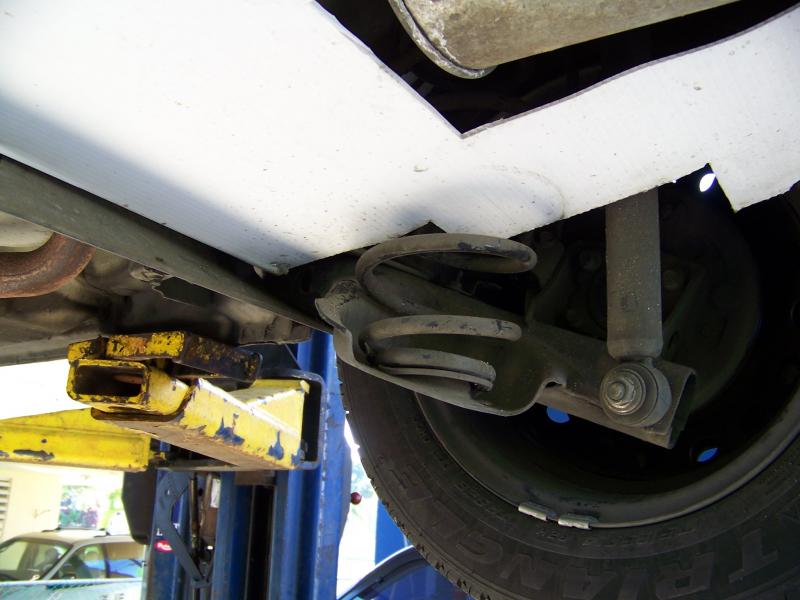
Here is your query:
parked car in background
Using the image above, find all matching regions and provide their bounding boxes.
[339,546,472,600]
[0,528,143,592]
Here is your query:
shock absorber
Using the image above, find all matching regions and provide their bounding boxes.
[601,189,672,427]
[354,233,536,391]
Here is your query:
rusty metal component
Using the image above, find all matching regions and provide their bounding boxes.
[0,207,305,368]
[67,331,261,383]
[388,0,737,76]
[104,331,262,383]
[86,372,310,470]
[66,332,261,415]
[353,233,535,390]
[66,334,317,470]
[0,233,95,298]
[68,358,189,415]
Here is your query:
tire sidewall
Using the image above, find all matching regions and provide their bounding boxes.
[342,364,800,600]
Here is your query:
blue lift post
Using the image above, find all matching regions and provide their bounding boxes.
[144,442,188,600]
[210,473,252,599]
[268,331,351,600]
[144,331,350,599]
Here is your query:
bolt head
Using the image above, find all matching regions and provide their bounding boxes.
[606,381,627,402]
[599,362,672,427]
[600,370,645,415]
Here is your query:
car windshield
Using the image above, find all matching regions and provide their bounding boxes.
[0,538,68,581]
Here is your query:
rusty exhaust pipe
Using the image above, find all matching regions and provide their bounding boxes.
[0,233,96,298]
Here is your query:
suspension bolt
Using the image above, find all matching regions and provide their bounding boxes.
[600,371,644,415]
[599,362,671,427]
[606,381,627,402]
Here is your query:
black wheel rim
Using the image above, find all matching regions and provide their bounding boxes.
[418,181,800,528]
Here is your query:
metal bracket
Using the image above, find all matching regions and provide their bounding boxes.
[153,471,209,587]
[70,331,262,383]
[318,278,693,447]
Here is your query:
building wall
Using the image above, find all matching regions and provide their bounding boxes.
[0,361,125,542]
[0,463,61,541]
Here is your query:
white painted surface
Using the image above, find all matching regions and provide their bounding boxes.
[0,465,61,541]
[0,1,798,271]
[0,462,126,542]
[0,361,82,420]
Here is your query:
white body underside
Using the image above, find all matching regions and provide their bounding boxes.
[0,1,798,272]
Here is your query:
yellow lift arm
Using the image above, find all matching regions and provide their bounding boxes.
[0,409,152,471]
[0,332,318,472]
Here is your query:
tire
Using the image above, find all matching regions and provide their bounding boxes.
[341,361,800,600]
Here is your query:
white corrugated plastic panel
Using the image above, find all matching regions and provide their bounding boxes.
[0,1,798,272]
